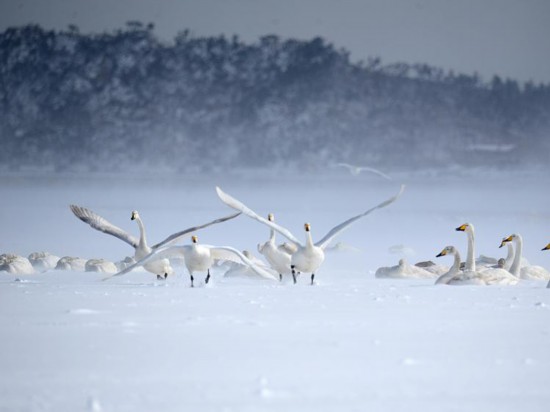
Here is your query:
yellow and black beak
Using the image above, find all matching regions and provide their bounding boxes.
[455,224,468,232]
[304,223,311,232]
[542,243,550,251]
[191,235,198,243]
[500,235,513,248]
[130,212,137,221]
[436,249,447,258]
[267,213,274,222]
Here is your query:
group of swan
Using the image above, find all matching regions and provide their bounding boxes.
[375,222,550,286]
[103,184,404,285]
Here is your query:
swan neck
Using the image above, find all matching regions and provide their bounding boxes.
[510,236,522,277]
[135,216,148,247]
[269,228,275,243]
[436,249,461,285]
[305,231,314,248]
[504,243,514,270]
[466,230,475,272]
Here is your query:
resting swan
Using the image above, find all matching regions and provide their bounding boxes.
[28,251,60,272]
[435,246,519,286]
[0,253,35,275]
[105,235,278,285]
[455,223,502,271]
[257,213,294,281]
[375,258,436,279]
[55,256,87,271]
[500,234,550,281]
[216,185,404,284]
[70,205,240,280]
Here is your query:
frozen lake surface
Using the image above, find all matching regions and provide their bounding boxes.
[1,172,549,411]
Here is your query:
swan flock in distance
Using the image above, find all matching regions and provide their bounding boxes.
[2,169,550,289]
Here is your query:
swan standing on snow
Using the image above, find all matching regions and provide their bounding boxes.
[105,235,278,285]
[500,234,550,281]
[434,246,518,286]
[216,185,404,284]
[257,213,295,281]
[335,163,392,180]
[70,205,240,280]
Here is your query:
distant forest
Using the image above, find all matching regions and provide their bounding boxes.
[1,23,549,173]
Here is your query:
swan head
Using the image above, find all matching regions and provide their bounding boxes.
[455,223,472,233]
[501,234,518,247]
[304,223,311,232]
[130,210,139,221]
[436,246,455,257]
[267,213,274,222]
[543,243,550,251]
[191,235,198,244]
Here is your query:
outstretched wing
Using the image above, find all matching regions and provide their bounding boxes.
[216,187,301,245]
[103,245,187,280]
[315,184,405,249]
[70,205,138,248]
[357,166,392,181]
[151,212,241,249]
[210,246,278,281]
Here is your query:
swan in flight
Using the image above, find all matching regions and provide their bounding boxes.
[104,235,278,285]
[0,253,35,275]
[257,213,295,281]
[500,234,550,281]
[70,205,240,279]
[216,185,405,284]
[335,163,392,180]
[375,258,436,279]
[435,246,518,286]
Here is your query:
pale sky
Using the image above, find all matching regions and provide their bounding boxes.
[1,0,549,83]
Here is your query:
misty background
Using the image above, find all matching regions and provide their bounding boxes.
[1,1,549,175]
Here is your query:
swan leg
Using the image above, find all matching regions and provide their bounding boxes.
[190,274,194,288]
[279,273,283,282]
[205,269,211,284]
[156,274,163,280]
[310,273,315,285]
[164,272,168,279]
[291,265,297,284]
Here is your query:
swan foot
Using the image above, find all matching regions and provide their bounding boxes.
[205,270,211,284]
[291,265,297,284]
[156,273,168,280]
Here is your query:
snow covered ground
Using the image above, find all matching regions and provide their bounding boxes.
[1,171,549,411]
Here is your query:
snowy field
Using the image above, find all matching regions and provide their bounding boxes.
[1,171,550,411]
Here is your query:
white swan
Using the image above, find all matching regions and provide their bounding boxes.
[104,235,278,285]
[435,246,519,286]
[70,205,240,279]
[0,253,35,275]
[55,256,87,271]
[28,251,60,272]
[455,223,503,271]
[257,213,294,281]
[500,234,550,281]
[335,163,392,180]
[223,250,279,280]
[375,258,436,279]
[85,258,118,273]
[216,185,404,284]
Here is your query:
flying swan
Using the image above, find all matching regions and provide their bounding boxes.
[216,185,405,284]
[257,213,295,281]
[104,234,278,285]
[70,205,240,279]
[335,162,392,180]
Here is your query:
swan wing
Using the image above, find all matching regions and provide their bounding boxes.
[315,184,405,249]
[151,212,241,249]
[216,187,301,245]
[209,246,278,281]
[357,166,393,181]
[70,205,138,248]
[279,242,298,255]
[103,245,187,280]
